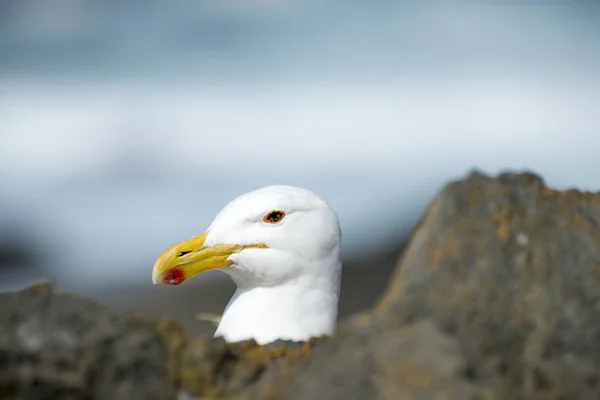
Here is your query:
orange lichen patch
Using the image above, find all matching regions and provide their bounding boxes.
[394,363,433,389]
[541,188,560,197]
[556,190,587,209]
[588,195,600,206]
[564,189,583,198]
[429,247,446,269]
[154,318,188,385]
[467,190,482,206]
[496,221,510,242]
[427,231,462,269]
[492,210,511,243]
[228,336,326,362]
[181,336,328,398]
[570,215,585,229]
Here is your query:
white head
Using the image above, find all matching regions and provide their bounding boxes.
[152,184,341,293]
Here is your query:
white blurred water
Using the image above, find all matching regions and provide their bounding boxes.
[0,0,599,295]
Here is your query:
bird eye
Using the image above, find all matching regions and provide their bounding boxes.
[177,251,191,257]
[263,210,285,224]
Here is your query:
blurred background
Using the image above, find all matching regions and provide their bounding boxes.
[0,0,599,336]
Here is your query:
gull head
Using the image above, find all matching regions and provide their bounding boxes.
[152,185,342,290]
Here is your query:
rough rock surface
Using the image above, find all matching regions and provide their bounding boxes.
[3,170,600,399]
[243,171,600,399]
[179,337,328,398]
[0,283,180,400]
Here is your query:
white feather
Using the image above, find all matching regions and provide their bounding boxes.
[204,185,342,344]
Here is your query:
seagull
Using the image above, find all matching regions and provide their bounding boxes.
[152,185,342,345]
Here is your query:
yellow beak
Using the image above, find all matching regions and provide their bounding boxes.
[152,231,267,285]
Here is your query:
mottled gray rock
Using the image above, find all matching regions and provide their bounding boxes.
[4,170,600,400]
[0,283,178,400]
[179,336,327,398]
[240,171,600,399]
[248,320,474,400]
[374,171,600,399]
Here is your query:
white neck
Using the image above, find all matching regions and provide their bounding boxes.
[213,273,340,344]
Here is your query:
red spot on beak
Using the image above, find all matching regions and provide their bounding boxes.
[162,269,184,285]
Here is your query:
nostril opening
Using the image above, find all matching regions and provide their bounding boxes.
[177,251,192,257]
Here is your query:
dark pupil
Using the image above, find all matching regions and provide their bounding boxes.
[177,251,191,257]
[268,212,282,222]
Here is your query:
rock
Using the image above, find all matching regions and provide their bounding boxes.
[247,320,475,400]
[4,170,600,399]
[150,318,188,388]
[239,171,600,399]
[0,283,179,400]
[179,336,328,398]
[373,171,600,399]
